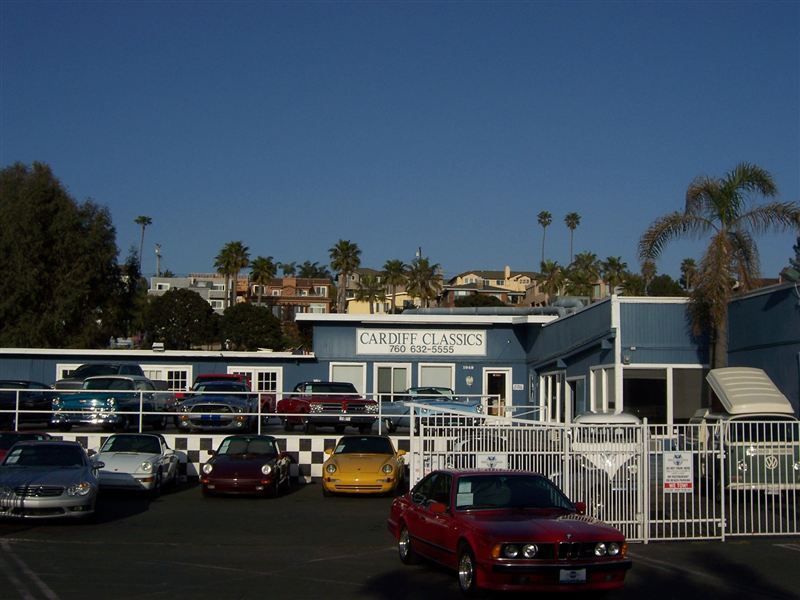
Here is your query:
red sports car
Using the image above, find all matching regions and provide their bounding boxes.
[200,435,292,497]
[387,470,631,595]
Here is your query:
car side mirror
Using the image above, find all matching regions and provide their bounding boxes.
[164,449,174,456]
[87,449,97,457]
[324,448,333,456]
[207,449,217,457]
[396,449,407,457]
[428,501,448,514]
[93,461,105,470]
[574,501,586,515]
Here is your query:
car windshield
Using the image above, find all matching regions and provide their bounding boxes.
[72,364,120,378]
[410,387,453,396]
[101,435,161,454]
[299,383,356,395]
[454,474,574,511]
[334,437,394,454]
[218,437,277,456]
[0,433,48,450]
[3,445,85,467]
[574,425,640,444]
[727,417,799,443]
[83,378,134,391]
[194,382,247,393]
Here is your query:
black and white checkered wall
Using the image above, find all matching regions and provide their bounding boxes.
[58,433,412,482]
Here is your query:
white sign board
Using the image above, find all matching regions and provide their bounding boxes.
[476,452,508,470]
[663,451,694,493]
[356,328,487,356]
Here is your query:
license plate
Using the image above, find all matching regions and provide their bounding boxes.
[559,569,586,584]
[338,416,351,422]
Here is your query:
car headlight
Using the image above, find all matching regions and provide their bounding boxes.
[310,404,322,414]
[522,544,538,558]
[382,463,393,474]
[108,397,116,408]
[202,463,213,475]
[594,543,607,556]
[325,463,337,474]
[0,486,13,499]
[67,482,92,497]
[475,404,484,414]
[179,404,190,412]
[140,462,153,473]
[261,464,273,475]
[503,544,519,558]
[52,398,62,409]
[737,461,748,472]
[607,542,621,556]
[365,403,378,414]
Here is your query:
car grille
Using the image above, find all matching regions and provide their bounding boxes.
[334,484,384,491]
[557,542,598,560]
[317,402,368,413]
[14,485,64,497]
[190,404,233,414]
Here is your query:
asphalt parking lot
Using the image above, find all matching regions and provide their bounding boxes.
[0,480,799,600]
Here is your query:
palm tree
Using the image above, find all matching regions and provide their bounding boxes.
[329,240,362,313]
[564,212,581,264]
[279,261,297,276]
[298,261,330,279]
[639,162,799,368]
[537,211,552,267]
[382,259,408,314]
[566,252,600,299]
[134,216,152,270]
[406,256,442,308]
[355,273,387,314]
[601,256,628,295]
[538,259,563,304]
[641,259,657,296]
[680,258,698,292]
[250,256,277,305]
[214,241,250,309]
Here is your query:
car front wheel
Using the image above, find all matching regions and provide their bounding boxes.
[398,526,419,565]
[458,545,480,596]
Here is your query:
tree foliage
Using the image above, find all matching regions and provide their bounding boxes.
[455,293,505,307]
[329,239,361,312]
[220,303,284,351]
[143,288,218,350]
[0,162,123,347]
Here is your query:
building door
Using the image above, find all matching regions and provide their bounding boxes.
[483,368,511,417]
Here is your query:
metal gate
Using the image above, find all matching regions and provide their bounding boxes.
[406,406,800,541]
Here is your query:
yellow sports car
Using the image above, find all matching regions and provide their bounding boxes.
[321,435,406,496]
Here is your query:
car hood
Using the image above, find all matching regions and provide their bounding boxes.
[329,453,394,474]
[209,454,278,476]
[0,466,95,487]
[95,452,156,472]
[178,395,251,408]
[462,510,622,541]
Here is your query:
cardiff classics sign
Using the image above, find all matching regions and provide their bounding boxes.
[356,328,487,356]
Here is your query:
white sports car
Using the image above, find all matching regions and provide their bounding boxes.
[93,433,179,494]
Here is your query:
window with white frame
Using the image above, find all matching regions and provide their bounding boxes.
[213,283,226,292]
[330,363,366,394]
[418,364,455,389]
[156,283,170,291]
[210,299,224,310]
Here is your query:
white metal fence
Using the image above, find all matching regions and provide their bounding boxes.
[406,409,800,542]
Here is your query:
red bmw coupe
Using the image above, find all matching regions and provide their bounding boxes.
[387,470,631,595]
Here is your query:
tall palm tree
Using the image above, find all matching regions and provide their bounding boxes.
[537,210,552,267]
[406,256,442,308]
[134,216,152,270]
[214,241,250,309]
[641,259,657,296]
[382,259,408,314]
[298,261,330,279]
[329,240,361,313]
[279,261,297,276]
[680,258,698,292]
[565,252,600,298]
[601,256,628,295]
[538,259,563,304]
[639,162,799,368]
[355,273,387,314]
[250,256,277,304]
[564,212,581,264]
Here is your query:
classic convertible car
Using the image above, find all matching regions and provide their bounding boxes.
[381,387,484,433]
[92,433,179,494]
[321,435,406,496]
[0,440,102,520]
[200,435,291,496]
[175,381,259,432]
[387,470,631,594]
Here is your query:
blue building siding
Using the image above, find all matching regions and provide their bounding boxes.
[620,302,708,365]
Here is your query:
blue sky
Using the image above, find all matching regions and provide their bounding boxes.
[2,1,798,281]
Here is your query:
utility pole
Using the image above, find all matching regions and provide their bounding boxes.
[155,244,162,277]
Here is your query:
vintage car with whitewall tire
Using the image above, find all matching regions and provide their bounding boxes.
[91,433,180,494]
[50,375,168,432]
[0,440,102,520]
[381,387,484,433]
[175,381,259,433]
[387,469,631,595]
[200,435,292,496]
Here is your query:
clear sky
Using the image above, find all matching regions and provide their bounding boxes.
[2,1,798,282]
